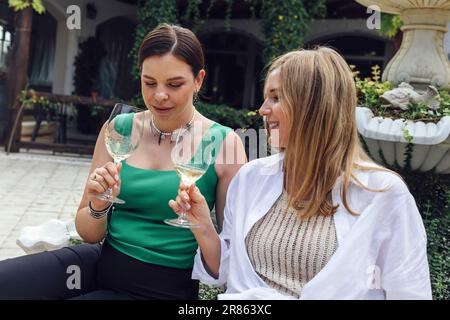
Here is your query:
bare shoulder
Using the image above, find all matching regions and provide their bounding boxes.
[214,130,247,178]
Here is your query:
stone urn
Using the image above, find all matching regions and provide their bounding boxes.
[356,107,450,174]
[356,0,450,90]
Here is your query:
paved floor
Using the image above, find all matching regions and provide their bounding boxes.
[0,150,92,261]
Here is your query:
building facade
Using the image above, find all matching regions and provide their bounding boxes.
[1,0,449,140]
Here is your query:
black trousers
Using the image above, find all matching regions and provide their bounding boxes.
[0,240,199,300]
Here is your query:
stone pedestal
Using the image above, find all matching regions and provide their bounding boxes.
[356,0,450,90]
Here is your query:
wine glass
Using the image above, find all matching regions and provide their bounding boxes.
[164,127,213,228]
[96,103,145,204]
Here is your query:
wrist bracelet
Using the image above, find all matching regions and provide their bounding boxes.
[88,201,112,219]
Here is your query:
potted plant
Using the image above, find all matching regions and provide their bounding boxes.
[354,66,450,173]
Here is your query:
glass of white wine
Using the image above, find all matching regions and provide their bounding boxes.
[96,103,145,204]
[165,127,213,228]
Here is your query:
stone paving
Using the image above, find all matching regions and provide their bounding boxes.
[0,150,92,261]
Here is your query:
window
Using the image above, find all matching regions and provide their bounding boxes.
[0,24,12,70]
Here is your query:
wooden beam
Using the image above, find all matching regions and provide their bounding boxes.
[25,91,122,108]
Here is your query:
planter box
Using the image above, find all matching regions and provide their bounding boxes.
[21,120,55,137]
[356,107,450,174]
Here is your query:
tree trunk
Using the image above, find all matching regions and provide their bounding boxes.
[4,7,33,153]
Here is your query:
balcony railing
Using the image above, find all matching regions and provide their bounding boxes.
[6,90,127,155]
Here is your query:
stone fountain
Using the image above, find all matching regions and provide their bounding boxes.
[355,0,450,173]
[356,0,450,90]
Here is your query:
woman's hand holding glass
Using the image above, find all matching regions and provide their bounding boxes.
[168,182,215,233]
[87,162,122,210]
[96,103,145,204]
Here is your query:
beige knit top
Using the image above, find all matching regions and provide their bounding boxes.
[245,190,338,298]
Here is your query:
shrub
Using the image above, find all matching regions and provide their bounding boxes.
[198,283,224,300]
[401,172,450,300]
[195,101,263,130]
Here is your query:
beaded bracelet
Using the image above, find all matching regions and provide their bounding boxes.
[88,201,113,219]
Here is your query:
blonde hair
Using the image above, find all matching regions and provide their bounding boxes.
[266,47,395,218]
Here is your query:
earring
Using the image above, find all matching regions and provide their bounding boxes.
[193,91,199,105]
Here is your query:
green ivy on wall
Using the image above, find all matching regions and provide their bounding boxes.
[8,0,45,13]
[179,0,204,32]
[130,0,327,96]
[129,0,177,107]
[130,0,177,83]
[258,0,326,63]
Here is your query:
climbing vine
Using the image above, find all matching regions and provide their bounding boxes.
[258,0,327,63]
[130,0,178,83]
[129,0,327,107]
[8,0,44,13]
[179,0,203,32]
[380,13,403,38]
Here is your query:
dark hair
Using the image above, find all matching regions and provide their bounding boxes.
[138,23,205,77]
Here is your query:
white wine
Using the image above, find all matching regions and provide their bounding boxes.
[105,128,135,162]
[175,163,207,186]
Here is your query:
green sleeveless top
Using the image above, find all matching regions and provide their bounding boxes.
[106,113,231,269]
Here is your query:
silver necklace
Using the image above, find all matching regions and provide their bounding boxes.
[150,109,196,145]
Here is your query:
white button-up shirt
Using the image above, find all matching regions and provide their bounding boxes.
[192,152,432,300]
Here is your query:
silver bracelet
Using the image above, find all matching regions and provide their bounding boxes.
[88,201,112,219]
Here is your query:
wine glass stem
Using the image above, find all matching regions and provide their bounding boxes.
[180,181,192,222]
[107,159,121,197]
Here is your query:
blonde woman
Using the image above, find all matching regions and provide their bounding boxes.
[169,47,432,300]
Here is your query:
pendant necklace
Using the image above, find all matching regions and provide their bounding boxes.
[150,109,196,145]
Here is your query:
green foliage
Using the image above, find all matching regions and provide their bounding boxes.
[68,238,84,246]
[353,65,394,114]
[399,172,450,300]
[198,283,225,300]
[130,0,177,82]
[179,0,203,32]
[19,89,52,111]
[258,0,327,63]
[196,101,263,130]
[400,126,413,143]
[380,13,403,38]
[8,0,45,14]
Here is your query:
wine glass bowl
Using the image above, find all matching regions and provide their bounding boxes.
[165,128,213,228]
[96,103,145,204]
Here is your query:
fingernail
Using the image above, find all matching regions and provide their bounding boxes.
[115,175,119,181]
[185,204,191,210]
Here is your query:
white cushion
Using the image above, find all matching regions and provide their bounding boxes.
[16,219,83,254]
